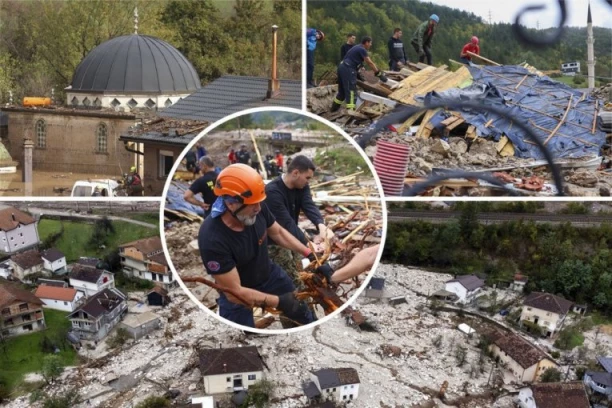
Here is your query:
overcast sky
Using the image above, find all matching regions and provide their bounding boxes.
[424,0,612,29]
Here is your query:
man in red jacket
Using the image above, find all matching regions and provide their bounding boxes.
[460,36,480,64]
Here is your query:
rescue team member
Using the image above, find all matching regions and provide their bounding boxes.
[316,244,380,283]
[331,36,388,112]
[388,28,407,71]
[306,28,325,88]
[126,166,143,196]
[460,36,480,64]
[274,150,284,173]
[411,14,439,65]
[340,33,356,61]
[198,164,331,328]
[184,156,217,218]
[228,148,237,165]
[236,144,250,165]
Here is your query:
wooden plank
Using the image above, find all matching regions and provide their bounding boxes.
[496,136,515,157]
[484,119,494,128]
[397,110,426,134]
[249,130,267,179]
[390,66,471,106]
[357,79,392,97]
[528,120,599,147]
[415,108,441,138]
[440,116,460,126]
[514,75,529,90]
[465,125,477,140]
[592,100,599,134]
[467,51,501,66]
[399,68,414,76]
[543,95,573,145]
[359,92,397,108]
[446,118,465,130]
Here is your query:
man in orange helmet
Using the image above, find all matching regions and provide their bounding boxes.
[198,164,326,328]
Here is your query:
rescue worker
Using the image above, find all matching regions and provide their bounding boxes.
[340,33,356,61]
[388,28,407,71]
[264,156,330,284]
[275,150,284,173]
[228,148,237,165]
[331,36,388,112]
[126,166,143,196]
[460,36,480,64]
[306,28,325,88]
[411,14,439,65]
[184,156,217,218]
[198,164,330,328]
[236,144,250,165]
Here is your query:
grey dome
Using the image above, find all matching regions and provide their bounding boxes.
[70,35,201,93]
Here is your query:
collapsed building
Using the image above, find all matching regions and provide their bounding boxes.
[308,58,611,197]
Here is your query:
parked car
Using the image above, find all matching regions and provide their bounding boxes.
[71,179,125,197]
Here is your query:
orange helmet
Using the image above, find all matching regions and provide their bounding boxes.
[214,164,266,205]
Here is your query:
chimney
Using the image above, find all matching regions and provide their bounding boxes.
[11,213,15,221]
[267,25,280,99]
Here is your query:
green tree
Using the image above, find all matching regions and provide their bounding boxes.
[42,389,79,408]
[135,396,171,408]
[242,379,275,408]
[540,367,562,382]
[41,355,64,384]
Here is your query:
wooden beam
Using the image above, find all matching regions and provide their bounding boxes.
[467,51,501,66]
[415,108,441,138]
[543,95,573,145]
[397,110,426,134]
[514,74,529,90]
[528,120,599,147]
[592,100,599,134]
[446,118,465,130]
[249,130,267,179]
[506,101,592,132]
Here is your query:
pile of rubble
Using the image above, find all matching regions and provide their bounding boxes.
[308,57,612,197]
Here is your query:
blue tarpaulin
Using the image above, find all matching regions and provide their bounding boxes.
[165,181,206,216]
[415,65,606,160]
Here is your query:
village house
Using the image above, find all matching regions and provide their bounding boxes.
[119,236,174,288]
[34,285,84,312]
[488,330,558,383]
[10,249,44,280]
[516,382,590,408]
[0,207,40,255]
[37,278,68,288]
[583,356,612,400]
[67,287,127,342]
[303,367,361,403]
[520,292,573,337]
[0,281,46,337]
[69,264,114,297]
[119,311,161,340]
[41,248,67,275]
[198,346,265,394]
[444,275,485,304]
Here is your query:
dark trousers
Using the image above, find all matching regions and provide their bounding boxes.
[334,63,357,109]
[307,49,315,84]
[217,263,314,327]
[389,59,406,71]
[411,42,432,65]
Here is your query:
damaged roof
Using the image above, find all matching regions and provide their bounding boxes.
[160,76,302,124]
[446,275,484,291]
[198,346,264,376]
[523,292,573,315]
[69,264,110,283]
[490,330,554,369]
[119,118,207,146]
[69,288,126,319]
[531,382,590,408]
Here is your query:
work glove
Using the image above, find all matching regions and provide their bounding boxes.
[375,70,388,83]
[315,263,334,283]
[277,293,311,321]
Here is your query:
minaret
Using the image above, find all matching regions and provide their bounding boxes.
[134,7,139,35]
[587,1,595,89]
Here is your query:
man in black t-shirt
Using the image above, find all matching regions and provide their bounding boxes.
[198,164,330,328]
[332,36,388,112]
[340,33,356,61]
[235,144,250,165]
[388,28,407,71]
[184,156,217,218]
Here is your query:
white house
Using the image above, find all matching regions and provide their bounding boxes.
[516,382,590,408]
[190,396,214,408]
[488,330,558,383]
[118,236,174,288]
[511,274,528,292]
[34,285,84,312]
[68,264,114,297]
[67,287,127,342]
[520,292,573,337]
[41,248,67,275]
[198,346,265,394]
[0,207,40,254]
[10,249,44,280]
[304,368,360,403]
[444,275,485,304]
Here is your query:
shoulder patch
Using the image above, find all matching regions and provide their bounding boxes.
[207,261,221,272]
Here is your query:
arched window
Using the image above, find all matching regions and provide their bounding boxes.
[35,119,46,148]
[96,123,108,153]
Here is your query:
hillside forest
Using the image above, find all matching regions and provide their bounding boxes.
[0,0,301,104]
[383,203,612,315]
[308,0,612,86]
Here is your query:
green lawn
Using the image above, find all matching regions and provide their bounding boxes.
[0,309,76,392]
[591,310,612,326]
[37,219,159,262]
[121,213,160,225]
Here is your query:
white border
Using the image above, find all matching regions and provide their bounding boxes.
[159,107,388,335]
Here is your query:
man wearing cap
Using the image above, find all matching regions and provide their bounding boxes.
[126,166,143,196]
[198,164,332,328]
[411,14,439,65]
[460,36,480,64]
[236,144,250,165]
[184,156,217,218]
